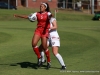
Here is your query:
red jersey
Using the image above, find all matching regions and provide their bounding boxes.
[36,12,50,29]
[29,12,51,37]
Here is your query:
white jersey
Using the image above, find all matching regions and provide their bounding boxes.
[48,18,60,47]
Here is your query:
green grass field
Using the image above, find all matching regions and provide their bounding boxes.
[0,9,100,75]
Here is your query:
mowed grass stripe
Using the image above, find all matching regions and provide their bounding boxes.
[0,21,100,75]
[0,32,12,43]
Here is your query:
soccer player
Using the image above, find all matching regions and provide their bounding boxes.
[14,3,51,69]
[39,17,66,70]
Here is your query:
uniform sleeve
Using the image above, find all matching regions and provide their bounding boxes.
[28,12,37,22]
[48,12,51,16]
[51,18,56,23]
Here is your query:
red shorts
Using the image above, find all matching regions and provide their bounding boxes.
[34,27,49,38]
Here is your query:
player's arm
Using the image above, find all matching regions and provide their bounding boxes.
[14,13,37,22]
[50,19,57,30]
[14,14,28,19]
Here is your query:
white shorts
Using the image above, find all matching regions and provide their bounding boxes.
[47,37,60,47]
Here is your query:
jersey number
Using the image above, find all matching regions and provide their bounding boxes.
[41,15,43,19]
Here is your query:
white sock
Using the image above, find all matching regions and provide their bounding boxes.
[41,51,45,62]
[55,53,65,66]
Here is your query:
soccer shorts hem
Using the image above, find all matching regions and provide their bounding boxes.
[48,39,60,47]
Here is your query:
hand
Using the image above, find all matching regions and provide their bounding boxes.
[13,14,17,17]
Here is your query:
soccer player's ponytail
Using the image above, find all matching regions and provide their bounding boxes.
[45,3,51,12]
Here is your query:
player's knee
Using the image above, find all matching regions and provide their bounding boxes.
[39,45,43,51]
[53,53,56,56]
[42,45,47,50]
[53,51,58,56]
[32,42,37,48]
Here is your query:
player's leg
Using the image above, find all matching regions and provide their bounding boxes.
[32,34,41,66]
[51,38,66,70]
[52,46,66,70]
[41,37,51,69]
[39,38,50,63]
[39,44,46,63]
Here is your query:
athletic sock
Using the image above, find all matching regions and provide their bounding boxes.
[55,53,65,66]
[41,51,45,62]
[45,49,50,62]
[33,46,41,59]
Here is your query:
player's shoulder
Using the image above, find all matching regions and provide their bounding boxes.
[51,17,56,20]
[47,12,51,16]
[50,17,56,22]
[34,12,42,17]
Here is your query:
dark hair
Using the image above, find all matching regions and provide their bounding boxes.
[45,3,51,12]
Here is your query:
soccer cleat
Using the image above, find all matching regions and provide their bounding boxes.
[40,60,46,66]
[42,59,46,63]
[46,62,51,69]
[61,66,66,70]
[37,58,42,67]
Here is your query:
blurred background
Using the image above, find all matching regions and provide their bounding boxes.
[0,0,100,14]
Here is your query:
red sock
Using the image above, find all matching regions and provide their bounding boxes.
[45,50,50,62]
[33,46,41,59]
